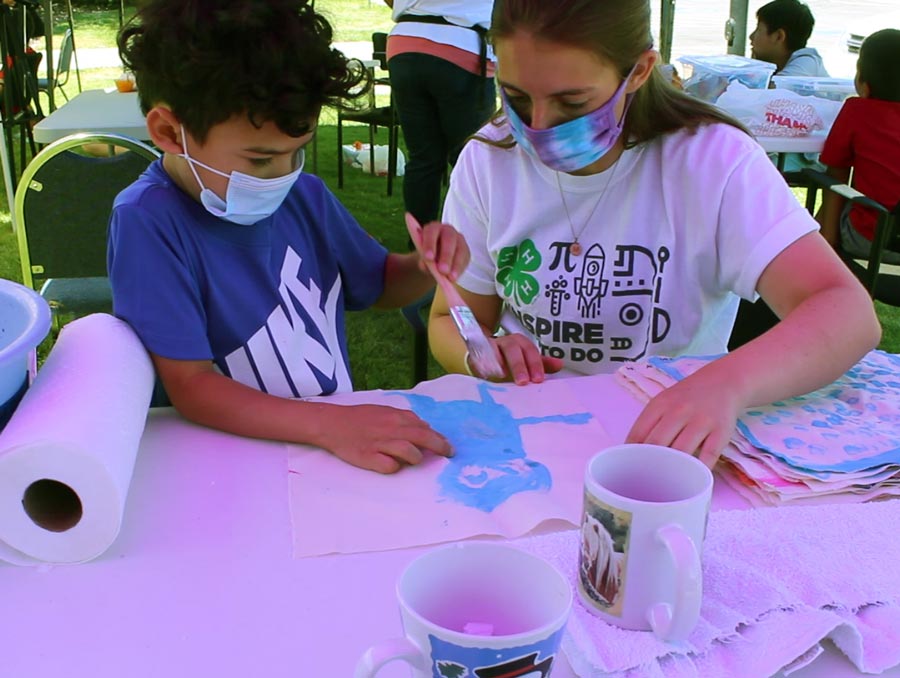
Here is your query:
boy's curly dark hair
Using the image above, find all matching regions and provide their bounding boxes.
[118,0,369,142]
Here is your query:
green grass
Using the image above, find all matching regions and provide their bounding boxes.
[314,0,394,43]
[2,2,898,391]
[305,126,449,390]
[62,7,127,49]
[46,1,394,48]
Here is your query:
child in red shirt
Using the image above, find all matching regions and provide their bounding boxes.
[817,29,900,264]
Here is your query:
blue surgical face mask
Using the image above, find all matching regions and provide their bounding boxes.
[180,126,304,226]
[500,68,636,173]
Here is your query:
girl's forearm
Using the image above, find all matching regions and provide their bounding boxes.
[712,284,879,409]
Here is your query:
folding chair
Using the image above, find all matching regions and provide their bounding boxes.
[401,290,434,384]
[802,168,900,306]
[337,32,400,196]
[38,28,75,111]
[14,132,160,326]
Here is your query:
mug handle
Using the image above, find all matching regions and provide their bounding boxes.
[646,523,702,642]
[354,637,427,678]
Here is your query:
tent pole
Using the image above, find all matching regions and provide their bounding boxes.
[659,0,676,64]
[726,0,749,56]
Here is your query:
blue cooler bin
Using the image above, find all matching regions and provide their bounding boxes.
[0,279,52,430]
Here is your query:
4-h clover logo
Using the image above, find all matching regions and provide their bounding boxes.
[496,239,542,306]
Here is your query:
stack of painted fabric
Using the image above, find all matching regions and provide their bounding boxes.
[616,350,900,507]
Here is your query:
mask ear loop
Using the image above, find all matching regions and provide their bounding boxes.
[179,124,230,193]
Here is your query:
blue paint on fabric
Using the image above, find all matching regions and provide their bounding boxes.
[388,382,593,512]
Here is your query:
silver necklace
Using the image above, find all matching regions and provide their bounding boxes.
[555,159,620,256]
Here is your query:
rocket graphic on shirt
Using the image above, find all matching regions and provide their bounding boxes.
[500,238,671,367]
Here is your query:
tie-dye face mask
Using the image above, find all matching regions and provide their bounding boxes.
[501,68,636,173]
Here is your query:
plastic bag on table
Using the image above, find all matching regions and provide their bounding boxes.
[715,82,844,137]
[340,142,406,176]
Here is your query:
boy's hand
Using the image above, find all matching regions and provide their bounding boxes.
[318,403,453,474]
[414,219,470,282]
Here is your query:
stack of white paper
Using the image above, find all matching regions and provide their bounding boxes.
[616,351,900,506]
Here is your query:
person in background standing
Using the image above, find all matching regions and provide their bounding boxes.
[383,0,496,227]
[749,0,829,77]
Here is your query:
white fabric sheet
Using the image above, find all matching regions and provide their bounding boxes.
[287,374,613,557]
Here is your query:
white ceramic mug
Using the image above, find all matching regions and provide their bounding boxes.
[354,542,572,678]
[577,444,713,642]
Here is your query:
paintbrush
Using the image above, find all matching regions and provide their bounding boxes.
[404,213,505,379]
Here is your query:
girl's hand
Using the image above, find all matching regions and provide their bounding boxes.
[625,367,743,468]
[472,333,564,385]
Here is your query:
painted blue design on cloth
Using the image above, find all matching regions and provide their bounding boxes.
[388,382,592,512]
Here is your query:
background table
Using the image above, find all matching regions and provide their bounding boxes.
[32,89,149,144]
[0,374,894,678]
[756,132,828,174]
[755,134,827,155]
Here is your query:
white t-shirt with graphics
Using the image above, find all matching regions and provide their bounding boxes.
[444,121,817,374]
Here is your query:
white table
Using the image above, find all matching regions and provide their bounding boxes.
[755,132,828,174]
[0,374,894,678]
[755,133,827,155]
[32,89,149,144]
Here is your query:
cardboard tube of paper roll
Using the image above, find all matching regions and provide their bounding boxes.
[0,314,154,564]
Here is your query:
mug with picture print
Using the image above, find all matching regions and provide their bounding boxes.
[354,541,572,678]
[577,444,713,642]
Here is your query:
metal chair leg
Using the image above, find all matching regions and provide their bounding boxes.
[367,124,376,177]
[387,122,397,197]
[337,115,344,188]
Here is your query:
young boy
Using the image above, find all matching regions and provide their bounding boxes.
[750,0,829,77]
[817,29,900,263]
[108,0,470,474]
[750,0,829,173]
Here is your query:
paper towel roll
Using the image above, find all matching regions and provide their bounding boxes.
[0,314,154,564]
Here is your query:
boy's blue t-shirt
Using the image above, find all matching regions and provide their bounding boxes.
[108,159,388,398]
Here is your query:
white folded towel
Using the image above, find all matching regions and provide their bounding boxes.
[515,500,900,677]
